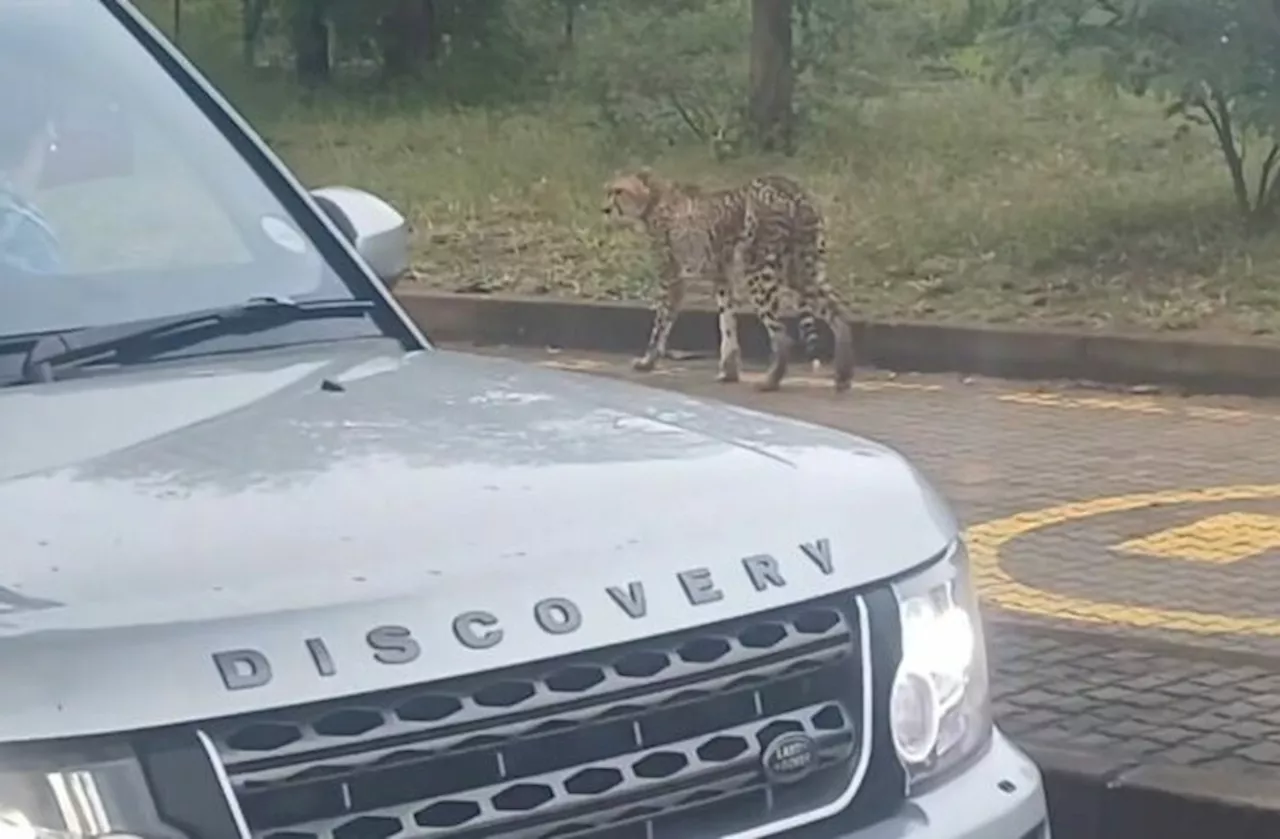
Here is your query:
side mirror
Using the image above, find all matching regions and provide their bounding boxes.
[310,186,410,288]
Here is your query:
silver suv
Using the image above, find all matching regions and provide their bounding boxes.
[0,2,1048,838]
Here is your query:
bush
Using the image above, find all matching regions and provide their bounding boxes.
[980,0,1280,222]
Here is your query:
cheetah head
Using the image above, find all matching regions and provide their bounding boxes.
[602,167,660,225]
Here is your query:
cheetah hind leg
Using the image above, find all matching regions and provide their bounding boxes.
[814,292,855,391]
[787,254,823,374]
[831,314,855,391]
[794,233,853,390]
[744,250,792,392]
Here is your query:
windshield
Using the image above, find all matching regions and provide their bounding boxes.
[0,0,355,338]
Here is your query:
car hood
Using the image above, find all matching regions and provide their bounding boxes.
[0,341,957,739]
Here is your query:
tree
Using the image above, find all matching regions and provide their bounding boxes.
[985,0,1280,223]
[558,0,579,49]
[378,0,440,78]
[290,0,331,85]
[270,0,520,86]
[242,0,271,66]
[749,0,795,153]
[566,1,751,158]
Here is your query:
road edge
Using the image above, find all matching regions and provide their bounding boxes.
[1029,744,1280,838]
[396,289,1280,396]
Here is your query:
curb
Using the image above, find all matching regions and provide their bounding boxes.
[395,289,1280,396]
[1028,744,1280,839]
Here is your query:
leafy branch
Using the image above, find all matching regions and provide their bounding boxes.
[981,0,1280,224]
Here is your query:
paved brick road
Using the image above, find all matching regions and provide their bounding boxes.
[458,344,1280,780]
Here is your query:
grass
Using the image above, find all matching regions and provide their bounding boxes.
[150,2,1280,339]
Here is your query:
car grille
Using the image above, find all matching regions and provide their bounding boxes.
[206,596,869,839]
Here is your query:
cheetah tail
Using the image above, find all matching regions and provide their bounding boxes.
[824,284,859,330]
[798,313,822,364]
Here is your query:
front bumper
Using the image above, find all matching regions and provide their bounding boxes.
[803,729,1049,839]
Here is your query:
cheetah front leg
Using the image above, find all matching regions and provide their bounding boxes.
[633,257,686,372]
[714,281,740,383]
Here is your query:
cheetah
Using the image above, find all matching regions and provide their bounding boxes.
[602,167,855,392]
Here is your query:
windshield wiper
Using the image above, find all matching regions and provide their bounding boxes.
[17,296,376,384]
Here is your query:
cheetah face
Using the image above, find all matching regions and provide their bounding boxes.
[602,173,651,225]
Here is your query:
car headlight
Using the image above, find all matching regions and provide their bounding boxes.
[0,744,178,838]
[889,538,992,791]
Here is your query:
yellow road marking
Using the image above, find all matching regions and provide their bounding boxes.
[998,392,1169,415]
[536,352,1280,633]
[540,354,1278,419]
[1112,512,1280,564]
[996,391,1263,422]
[537,359,942,392]
[540,358,610,372]
[966,485,1280,635]
[534,352,1280,422]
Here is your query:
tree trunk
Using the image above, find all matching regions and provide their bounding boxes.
[562,0,575,49]
[450,0,499,48]
[749,0,795,154]
[381,0,439,79]
[292,0,330,86]
[242,0,270,67]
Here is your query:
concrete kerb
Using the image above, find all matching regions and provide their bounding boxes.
[1028,744,1280,839]
[1022,744,1130,839]
[395,288,1280,396]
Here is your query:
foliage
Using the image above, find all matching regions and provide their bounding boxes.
[560,1,751,160]
[143,0,1280,335]
[979,0,1280,221]
[791,1,865,123]
[226,0,549,102]
[216,0,873,160]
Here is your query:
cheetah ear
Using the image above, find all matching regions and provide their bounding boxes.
[635,166,655,185]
